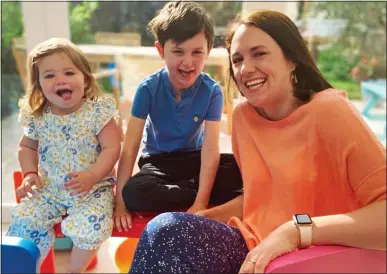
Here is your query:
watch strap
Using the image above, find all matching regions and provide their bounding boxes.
[298,224,312,249]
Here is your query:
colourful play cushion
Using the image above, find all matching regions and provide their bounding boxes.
[115,237,140,273]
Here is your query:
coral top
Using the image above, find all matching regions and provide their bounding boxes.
[227,89,386,250]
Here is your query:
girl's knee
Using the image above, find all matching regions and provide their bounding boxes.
[7,222,54,262]
[11,203,31,219]
[69,224,110,250]
[63,216,112,249]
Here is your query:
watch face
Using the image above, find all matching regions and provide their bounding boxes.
[295,214,312,224]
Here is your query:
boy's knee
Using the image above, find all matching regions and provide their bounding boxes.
[122,178,149,212]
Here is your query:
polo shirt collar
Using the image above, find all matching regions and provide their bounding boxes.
[162,67,203,97]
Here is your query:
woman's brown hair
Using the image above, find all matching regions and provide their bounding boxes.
[225,10,332,102]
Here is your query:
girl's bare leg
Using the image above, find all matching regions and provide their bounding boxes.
[67,245,98,273]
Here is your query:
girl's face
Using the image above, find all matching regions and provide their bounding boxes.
[230,24,295,108]
[38,52,86,115]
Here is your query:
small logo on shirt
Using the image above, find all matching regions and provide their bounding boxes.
[193,115,199,122]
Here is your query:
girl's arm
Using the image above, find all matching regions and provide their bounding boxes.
[86,119,121,181]
[188,120,221,212]
[18,135,39,173]
[17,135,43,197]
[115,115,146,204]
[63,118,121,197]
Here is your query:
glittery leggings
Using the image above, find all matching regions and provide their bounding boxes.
[129,212,249,274]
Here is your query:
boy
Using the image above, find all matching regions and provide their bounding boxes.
[113,1,242,231]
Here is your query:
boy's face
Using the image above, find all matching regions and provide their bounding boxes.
[156,32,209,91]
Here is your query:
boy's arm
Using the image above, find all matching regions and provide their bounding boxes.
[188,120,221,213]
[115,115,146,204]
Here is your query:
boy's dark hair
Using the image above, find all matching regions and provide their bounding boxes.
[148,1,214,50]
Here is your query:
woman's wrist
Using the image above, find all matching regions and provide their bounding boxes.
[281,220,301,248]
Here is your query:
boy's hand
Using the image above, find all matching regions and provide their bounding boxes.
[113,201,133,232]
[187,201,208,214]
[16,173,42,199]
[64,170,99,197]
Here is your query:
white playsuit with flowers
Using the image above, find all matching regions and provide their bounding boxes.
[7,97,119,262]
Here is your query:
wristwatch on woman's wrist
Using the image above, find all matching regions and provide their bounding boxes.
[293,213,313,249]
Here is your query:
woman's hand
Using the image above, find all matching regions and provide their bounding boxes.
[196,207,228,223]
[196,208,215,217]
[16,173,42,199]
[64,170,99,197]
[187,201,208,214]
[239,221,300,273]
[113,201,133,232]
[196,195,244,223]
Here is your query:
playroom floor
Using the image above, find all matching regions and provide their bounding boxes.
[2,222,128,273]
[56,237,128,273]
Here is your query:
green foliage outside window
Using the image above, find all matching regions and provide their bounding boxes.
[69,2,99,44]
[310,2,386,99]
[2,2,24,118]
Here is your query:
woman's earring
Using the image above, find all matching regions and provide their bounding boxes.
[292,70,298,85]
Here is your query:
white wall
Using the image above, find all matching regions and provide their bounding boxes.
[21,1,70,52]
[2,2,71,223]
[242,1,299,21]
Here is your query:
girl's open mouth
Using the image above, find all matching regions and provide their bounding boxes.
[56,89,73,100]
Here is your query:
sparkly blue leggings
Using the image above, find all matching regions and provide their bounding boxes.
[129,212,249,274]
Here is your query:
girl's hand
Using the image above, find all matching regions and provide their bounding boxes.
[64,170,99,197]
[16,173,42,199]
[239,221,300,273]
[113,201,133,232]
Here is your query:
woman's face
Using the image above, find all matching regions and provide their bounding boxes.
[230,24,295,108]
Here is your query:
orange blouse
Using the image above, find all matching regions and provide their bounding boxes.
[227,89,386,250]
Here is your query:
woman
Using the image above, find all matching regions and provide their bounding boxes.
[128,10,386,274]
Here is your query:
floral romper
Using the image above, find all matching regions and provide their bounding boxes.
[7,98,119,262]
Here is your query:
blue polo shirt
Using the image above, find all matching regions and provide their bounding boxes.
[131,67,223,155]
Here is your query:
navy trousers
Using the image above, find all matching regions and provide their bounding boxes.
[129,212,249,274]
[122,151,243,212]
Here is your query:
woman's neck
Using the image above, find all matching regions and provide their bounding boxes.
[254,95,304,121]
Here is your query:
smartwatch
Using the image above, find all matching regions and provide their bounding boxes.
[293,213,313,249]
